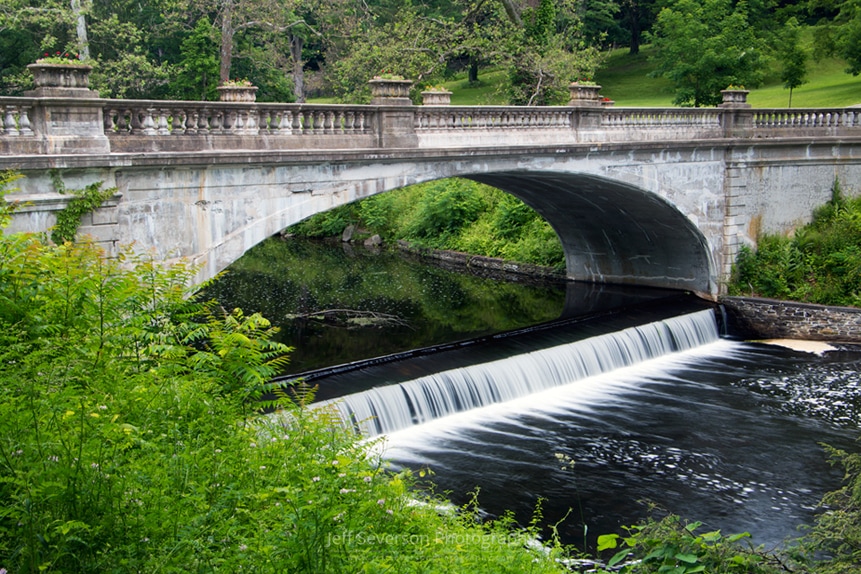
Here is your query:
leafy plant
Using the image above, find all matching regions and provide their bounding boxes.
[35,51,85,65]
[595,516,789,573]
[49,171,117,245]
[729,178,861,307]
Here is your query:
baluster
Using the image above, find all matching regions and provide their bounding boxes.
[4,106,18,136]
[290,110,301,134]
[246,109,256,133]
[17,105,33,136]
[156,109,170,135]
[344,111,354,133]
[186,109,198,135]
[267,110,280,134]
[313,111,323,134]
[103,108,116,133]
[113,109,128,134]
[129,109,146,134]
[172,108,187,135]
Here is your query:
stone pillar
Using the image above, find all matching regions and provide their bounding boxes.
[376,106,418,148]
[25,63,109,154]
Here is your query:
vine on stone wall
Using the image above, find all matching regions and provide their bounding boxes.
[50,169,117,244]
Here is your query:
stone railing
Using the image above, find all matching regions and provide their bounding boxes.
[752,108,861,129]
[601,108,722,129]
[0,100,34,136]
[2,90,861,157]
[101,101,380,152]
[415,107,574,131]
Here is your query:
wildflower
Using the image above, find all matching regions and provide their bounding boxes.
[339,488,355,494]
[91,462,99,469]
[260,466,266,470]
[239,544,248,551]
[331,460,339,465]
[377,499,385,505]
[311,476,321,482]
[386,509,393,515]
[48,455,59,462]
[363,476,372,483]
[338,472,346,478]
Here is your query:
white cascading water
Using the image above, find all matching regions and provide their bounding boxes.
[316,309,720,437]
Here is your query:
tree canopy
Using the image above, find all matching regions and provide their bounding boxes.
[0,0,850,104]
[648,0,766,107]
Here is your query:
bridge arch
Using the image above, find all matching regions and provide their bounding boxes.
[188,162,716,296]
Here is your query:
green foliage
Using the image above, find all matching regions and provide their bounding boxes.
[0,170,22,228]
[0,173,572,573]
[778,17,809,106]
[289,178,565,271]
[172,18,220,101]
[648,0,766,106]
[402,180,485,246]
[48,172,117,245]
[595,516,789,573]
[289,203,355,238]
[802,442,861,573]
[729,178,861,307]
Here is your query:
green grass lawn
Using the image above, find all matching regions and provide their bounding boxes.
[596,44,861,108]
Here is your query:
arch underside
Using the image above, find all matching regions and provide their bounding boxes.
[465,171,714,295]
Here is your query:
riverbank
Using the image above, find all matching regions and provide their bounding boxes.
[720,296,861,343]
[395,240,566,284]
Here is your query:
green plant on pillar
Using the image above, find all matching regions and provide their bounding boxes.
[50,170,117,244]
[0,170,22,229]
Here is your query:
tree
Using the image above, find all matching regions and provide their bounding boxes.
[810,0,861,76]
[648,0,766,107]
[615,0,658,54]
[778,17,808,107]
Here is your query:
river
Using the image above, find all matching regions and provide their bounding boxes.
[202,236,861,549]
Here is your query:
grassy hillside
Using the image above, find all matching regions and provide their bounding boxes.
[437,39,861,108]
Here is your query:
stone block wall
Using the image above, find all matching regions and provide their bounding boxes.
[720,296,861,342]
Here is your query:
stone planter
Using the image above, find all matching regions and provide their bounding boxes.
[568,82,602,107]
[369,78,413,106]
[217,85,258,102]
[421,90,452,105]
[27,63,97,97]
[719,89,750,108]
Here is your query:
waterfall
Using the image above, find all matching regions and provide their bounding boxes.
[316,309,719,437]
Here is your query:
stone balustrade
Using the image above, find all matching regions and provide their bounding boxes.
[753,108,861,129]
[0,100,34,137]
[2,92,861,157]
[415,107,574,131]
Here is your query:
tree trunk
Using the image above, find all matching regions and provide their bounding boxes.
[468,58,478,83]
[626,3,641,55]
[220,0,234,83]
[500,0,522,25]
[291,33,305,103]
[70,0,90,60]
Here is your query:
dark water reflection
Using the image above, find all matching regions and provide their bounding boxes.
[202,237,675,375]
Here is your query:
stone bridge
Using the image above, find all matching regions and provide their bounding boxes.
[2,72,861,297]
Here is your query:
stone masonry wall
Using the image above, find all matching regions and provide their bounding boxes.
[720,296,861,342]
